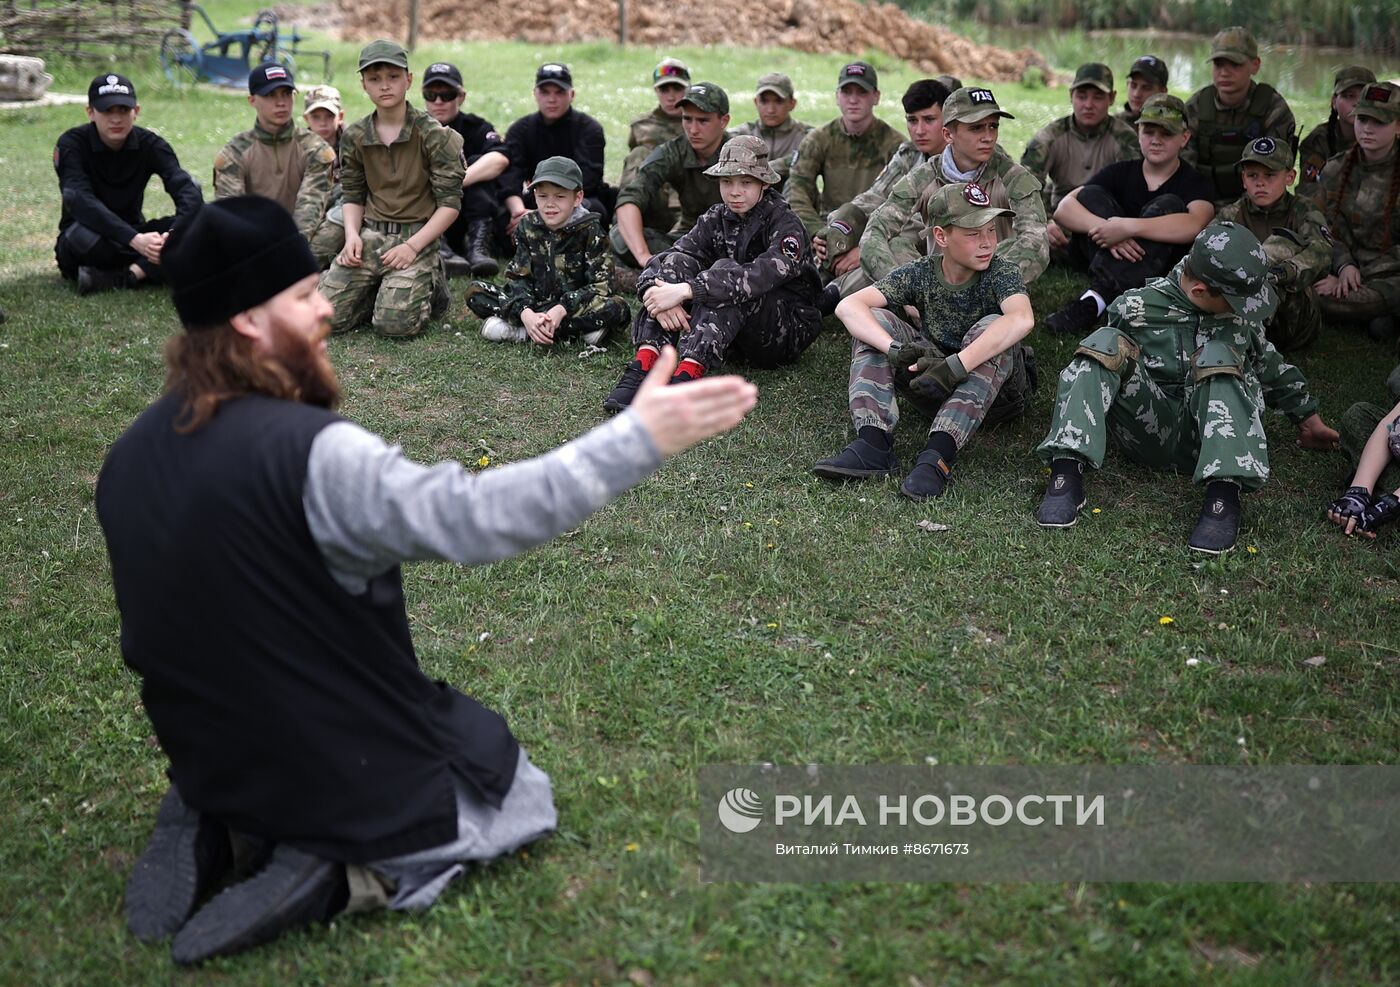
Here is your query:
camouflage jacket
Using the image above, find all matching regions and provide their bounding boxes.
[213,121,336,237]
[821,141,927,254]
[861,145,1048,285]
[340,103,465,224]
[1183,82,1296,205]
[1316,142,1400,280]
[1115,102,1141,127]
[785,116,905,235]
[499,206,613,321]
[1297,119,1351,188]
[1020,113,1141,213]
[628,106,684,151]
[732,117,813,184]
[1216,191,1331,290]
[639,188,820,306]
[619,107,686,227]
[616,132,732,232]
[1109,260,1316,422]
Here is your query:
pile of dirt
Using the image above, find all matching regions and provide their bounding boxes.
[335,0,1049,84]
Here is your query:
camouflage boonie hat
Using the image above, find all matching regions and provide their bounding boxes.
[1354,82,1400,125]
[529,155,583,191]
[652,57,690,89]
[1332,65,1377,96]
[1188,221,1273,318]
[1128,55,1168,87]
[679,81,729,115]
[1237,135,1294,172]
[1071,63,1114,93]
[1209,27,1258,65]
[358,39,409,72]
[923,182,1014,233]
[303,84,342,115]
[755,72,794,100]
[943,87,1015,124]
[703,135,780,184]
[838,61,878,92]
[1136,93,1188,134]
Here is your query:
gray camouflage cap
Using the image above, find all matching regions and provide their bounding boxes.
[1209,26,1258,65]
[529,155,583,190]
[943,86,1014,124]
[1188,221,1274,318]
[755,72,794,100]
[1237,135,1294,172]
[1354,82,1400,125]
[679,81,729,116]
[703,135,780,184]
[1136,93,1188,134]
[934,74,962,93]
[922,181,1014,233]
[1071,63,1114,94]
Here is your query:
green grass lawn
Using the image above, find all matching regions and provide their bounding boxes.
[1,7,1398,985]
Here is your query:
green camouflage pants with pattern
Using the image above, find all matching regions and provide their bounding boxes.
[321,223,441,338]
[1036,336,1272,491]
[308,203,346,271]
[849,310,1032,448]
[1265,284,1321,352]
[1314,267,1400,324]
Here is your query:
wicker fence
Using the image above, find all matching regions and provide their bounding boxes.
[0,0,190,60]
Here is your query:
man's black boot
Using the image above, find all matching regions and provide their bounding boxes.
[603,359,649,414]
[438,240,471,278]
[125,785,231,943]
[170,844,347,965]
[465,220,499,277]
[817,282,842,317]
[813,428,898,480]
[1036,459,1086,527]
[1189,481,1242,554]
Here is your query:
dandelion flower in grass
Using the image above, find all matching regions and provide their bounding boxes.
[1091,508,1101,514]
[766,622,778,629]
[743,522,753,529]
[1246,545,1258,555]
[744,482,754,489]
[477,455,491,468]
[625,842,639,852]
[1159,616,1174,626]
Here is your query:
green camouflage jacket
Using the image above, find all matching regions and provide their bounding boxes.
[340,103,465,223]
[732,117,813,184]
[1216,191,1331,289]
[213,121,336,237]
[1297,119,1351,188]
[785,116,905,234]
[1019,113,1141,212]
[1183,82,1296,204]
[1115,102,1141,127]
[499,206,613,321]
[628,106,684,151]
[820,141,927,254]
[861,145,1048,285]
[1316,142,1400,280]
[616,132,733,232]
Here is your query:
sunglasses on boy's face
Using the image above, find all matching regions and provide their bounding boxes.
[422,89,458,103]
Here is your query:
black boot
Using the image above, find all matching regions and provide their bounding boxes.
[1036,459,1085,527]
[439,240,471,278]
[465,220,499,277]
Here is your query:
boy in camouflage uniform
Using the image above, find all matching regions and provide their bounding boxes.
[860,87,1048,288]
[301,85,348,268]
[733,72,812,185]
[1035,222,1338,554]
[1327,396,1400,538]
[1020,63,1140,251]
[1298,66,1376,188]
[1183,27,1296,206]
[214,65,336,241]
[1115,55,1168,126]
[465,157,628,347]
[603,136,821,412]
[618,58,691,245]
[1216,136,1330,351]
[320,40,463,338]
[815,78,952,301]
[813,182,1036,501]
[786,62,905,241]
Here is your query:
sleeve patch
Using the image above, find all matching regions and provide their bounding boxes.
[781,235,802,261]
[830,219,852,235]
[485,130,501,143]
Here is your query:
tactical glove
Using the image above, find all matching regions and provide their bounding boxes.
[1327,486,1372,525]
[1358,492,1400,535]
[887,339,936,387]
[907,353,968,405]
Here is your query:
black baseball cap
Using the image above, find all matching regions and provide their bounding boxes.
[423,61,464,91]
[248,62,295,96]
[88,73,137,111]
[535,63,572,89]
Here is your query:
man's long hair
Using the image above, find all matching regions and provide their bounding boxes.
[163,321,341,433]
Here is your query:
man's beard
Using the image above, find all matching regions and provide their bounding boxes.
[269,318,341,409]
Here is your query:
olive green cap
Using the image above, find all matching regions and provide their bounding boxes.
[1071,63,1114,94]
[1208,26,1258,65]
[923,181,1014,233]
[358,39,409,72]
[1332,65,1377,96]
[1136,93,1188,134]
[943,86,1014,124]
[703,135,780,184]
[1237,135,1294,172]
[1188,221,1274,318]
[1354,81,1400,125]
[679,81,729,116]
[838,61,878,92]
[755,72,794,100]
[529,155,583,191]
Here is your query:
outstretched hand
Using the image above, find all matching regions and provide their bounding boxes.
[1297,413,1340,450]
[629,346,758,457]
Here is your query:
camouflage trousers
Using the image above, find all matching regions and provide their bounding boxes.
[1036,333,1272,492]
[1315,277,1400,324]
[632,262,822,369]
[1264,284,1321,352]
[465,282,631,340]
[850,310,1032,447]
[307,203,346,271]
[1340,400,1400,494]
[321,221,443,338]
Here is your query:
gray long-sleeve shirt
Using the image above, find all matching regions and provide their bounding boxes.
[303,410,661,595]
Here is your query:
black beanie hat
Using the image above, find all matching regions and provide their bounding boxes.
[164,196,321,329]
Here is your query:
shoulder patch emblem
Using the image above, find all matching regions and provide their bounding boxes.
[781,235,802,261]
[1304,163,1320,181]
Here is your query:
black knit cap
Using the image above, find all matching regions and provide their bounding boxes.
[164,196,320,330]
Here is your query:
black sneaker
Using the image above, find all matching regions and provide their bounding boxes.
[125,785,231,943]
[669,370,696,385]
[1045,296,1099,337]
[1188,490,1241,554]
[603,360,648,414]
[899,449,952,500]
[812,437,898,481]
[77,266,129,295]
[1036,467,1085,527]
[170,844,346,965]
[817,282,842,317]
